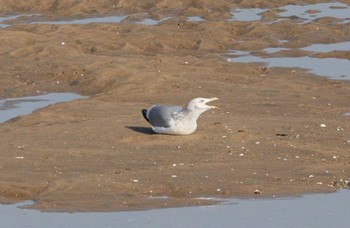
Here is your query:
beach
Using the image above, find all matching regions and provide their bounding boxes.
[0,0,349,212]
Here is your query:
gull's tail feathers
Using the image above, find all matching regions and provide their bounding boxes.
[141,109,149,122]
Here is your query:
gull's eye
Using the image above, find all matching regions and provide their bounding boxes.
[200,99,205,102]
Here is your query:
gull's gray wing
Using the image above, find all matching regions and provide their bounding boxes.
[147,105,184,128]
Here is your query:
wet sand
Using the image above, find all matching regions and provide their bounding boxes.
[0,0,349,212]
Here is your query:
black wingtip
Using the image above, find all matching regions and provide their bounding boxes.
[141,109,149,122]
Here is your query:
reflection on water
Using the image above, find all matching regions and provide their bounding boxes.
[226,41,350,80]
[279,2,350,23]
[0,15,24,28]
[230,2,350,23]
[30,15,172,26]
[231,8,266,21]
[0,190,349,227]
[0,14,172,27]
[228,54,350,80]
[263,41,350,54]
[0,93,84,123]
[300,41,350,53]
[135,17,172,25]
[187,16,205,22]
[31,15,128,25]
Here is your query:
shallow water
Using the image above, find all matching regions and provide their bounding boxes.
[30,15,173,26]
[29,15,200,26]
[187,16,205,23]
[0,15,23,28]
[263,41,350,54]
[0,93,84,123]
[136,17,173,25]
[278,2,350,23]
[228,53,350,80]
[0,190,349,227]
[230,2,350,23]
[226,41,350,80]
[31,15,128,25]
[231,8,266,21]
[300,41,350,53]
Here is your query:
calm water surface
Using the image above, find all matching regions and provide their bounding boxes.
[0,93,84,123]
[0,190,349,228]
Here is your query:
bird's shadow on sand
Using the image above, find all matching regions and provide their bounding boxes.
[125,126,155,135]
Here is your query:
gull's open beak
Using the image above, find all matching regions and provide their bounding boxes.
[206,97,219,109]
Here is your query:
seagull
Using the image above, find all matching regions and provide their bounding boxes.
[142,97,218,135]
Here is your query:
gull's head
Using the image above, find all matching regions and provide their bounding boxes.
[186,97,219,113]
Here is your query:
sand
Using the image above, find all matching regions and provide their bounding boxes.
[0,0,349,212]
